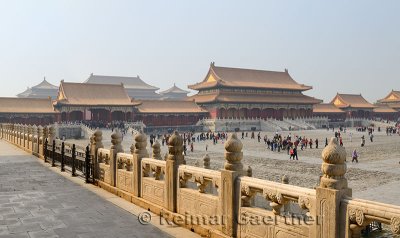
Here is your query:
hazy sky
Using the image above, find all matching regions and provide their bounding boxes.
[0,1,399,103]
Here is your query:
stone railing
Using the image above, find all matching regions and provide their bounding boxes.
[238,176,317,237]
[142,158,166,207]
[2,123,400,238]
[98,148,112,185]
[340,197,400,237]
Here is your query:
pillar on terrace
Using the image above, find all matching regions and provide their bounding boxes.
[220,133,243,237]
[316,137,352,238]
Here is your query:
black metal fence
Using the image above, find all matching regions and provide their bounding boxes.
[44,139,93,183]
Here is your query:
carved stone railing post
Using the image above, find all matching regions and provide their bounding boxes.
[19,124,23,146]
[316,137,352,238]
[165,131,185,212]
[43,126,49,141]
[27,125,33,150]
[8,124,11,142]
[281,175,290,214]
[152,140,162,160]
[15,124,19,145]
[42,126,49,156]
[15,124,19,144]
[220,133,243,237]
[110,130,124,187]
[23,125,28,149]
[12,124,15,144]
[38,126,44,156]
[48,125,55,146]
[132,131,148,197]
[92,129,104,180]
[32,125,38,154]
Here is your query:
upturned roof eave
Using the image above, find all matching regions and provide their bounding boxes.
[189,83,312,91]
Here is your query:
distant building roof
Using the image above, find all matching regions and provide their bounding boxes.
[16,87,33,98]
[189,62,312,91]
[137,100,207,114]
[377,90,400,103]
[84,74,159,90]
[0,97,55,114]
[373,104,399,113]
[313,103,345,113]
[32,78,58,90]
[55,81,136,106]
[331,93,375,109]
[159,84,189,95]
[16,78,58,98]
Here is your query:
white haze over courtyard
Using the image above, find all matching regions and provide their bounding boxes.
[0,0,399,103]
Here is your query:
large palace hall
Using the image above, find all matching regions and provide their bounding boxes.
[1,63,399,126]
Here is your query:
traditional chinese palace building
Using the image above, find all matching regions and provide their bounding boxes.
[312,103,346,121]
[376,90,400,110]
[189,63,321,119]
[330,93,375,118]
[84,74,161,100]
[372,105,399,121]
[0,97,56,125]
[134,100,208,127]
[375,90,400,120]
[159,84,189,100]
[16,78,58,99]
[54,81,137,122]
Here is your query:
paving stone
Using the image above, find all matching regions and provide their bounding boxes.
[0,233,30,238]
[0,140,170,238]
[0,220,20,226]
[7,223,43,234]
[2,213,32,220]
[0,208,14,216]
[28,230,59,238]
[0,204,21,209]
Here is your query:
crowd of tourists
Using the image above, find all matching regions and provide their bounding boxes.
[148,131,229,156]
[56,117,400,167]
[386,126,399,135]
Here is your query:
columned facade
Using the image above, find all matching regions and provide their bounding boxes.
[135,113,205,127]
[209,104,313,120]
[57,106,134,123]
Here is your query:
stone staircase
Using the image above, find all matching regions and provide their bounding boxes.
[283,118,316,130]
[267,119,290,131]
[260,119,282,132]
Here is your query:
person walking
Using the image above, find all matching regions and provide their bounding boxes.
[352,149,358,163]
[289,147,294,160]
[315,138,319,149]
[293,147,298,160]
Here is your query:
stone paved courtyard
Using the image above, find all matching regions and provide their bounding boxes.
[69,128,400,206]
[0,140,172,238]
